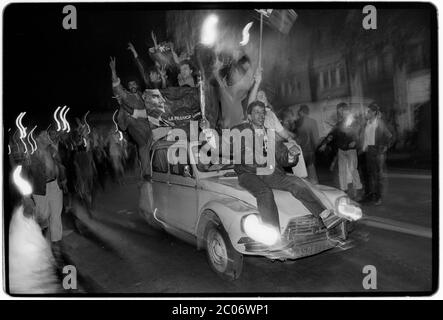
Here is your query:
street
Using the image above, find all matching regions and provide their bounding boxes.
[60,171,433,294]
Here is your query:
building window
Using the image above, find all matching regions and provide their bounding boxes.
[407,43,429,71]
[318,72,324,90]
[329,69,335,87]
[366,56,379,80]
[339,65,346,85]
[323,71,329,89]
[383,52,393,74]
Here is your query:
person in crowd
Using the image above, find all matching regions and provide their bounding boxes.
[212,55,255,129]
[127,42,167,89]
[247,67,295,142]
[231,101,328,232]
[319,103,363,200]
[177,59,197,87]
[294,105,320,184]
[72,120,96,208]
[110,56,153,181]
[107,129,125,185]
[25,129,66,256]
[91,128,108,190]
[360,102,393,205]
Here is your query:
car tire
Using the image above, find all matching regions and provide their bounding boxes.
[204,221,243,281]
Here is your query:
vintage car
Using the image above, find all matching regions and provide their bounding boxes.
[139,139,362,280]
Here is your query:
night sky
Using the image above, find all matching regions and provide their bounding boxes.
[3,3,168,129]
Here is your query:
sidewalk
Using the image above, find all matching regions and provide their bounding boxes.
[316,166,433,229]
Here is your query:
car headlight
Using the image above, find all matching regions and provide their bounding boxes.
[335,196,363,221]
[241,214,280,246]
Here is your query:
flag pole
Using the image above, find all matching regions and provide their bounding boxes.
[259,12,263,69]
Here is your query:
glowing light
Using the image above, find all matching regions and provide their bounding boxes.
[84,110,91,134]
[60,106,70,132]
[54,106,62,132]
[27,126,35,154]
[13,165,33,196]
[240,22,253,46]
[344,113,354,128]
[16,113,27,138]
[65,110,71,133]
[58,106,66,131]
[112,109,119,133]
[8,145,11,155]
[29,126,37,154]
[112,109,124,141]
[15,113,28,154]
[242,215,280,246]
[336,197,362,221]
[83,137,87,148]
[201,15,219,46]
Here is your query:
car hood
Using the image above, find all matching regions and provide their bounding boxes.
[200,176,333,224]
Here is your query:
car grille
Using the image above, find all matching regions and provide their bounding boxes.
[284,214,344,242]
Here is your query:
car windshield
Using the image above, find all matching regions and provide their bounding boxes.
[191,144,234,172]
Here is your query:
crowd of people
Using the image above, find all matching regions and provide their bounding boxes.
[8,116,136,256]
[8,30,394,258]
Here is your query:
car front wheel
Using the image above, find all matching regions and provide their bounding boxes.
[204,221,243,281]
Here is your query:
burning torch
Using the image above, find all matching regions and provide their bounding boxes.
[12,165,35,217]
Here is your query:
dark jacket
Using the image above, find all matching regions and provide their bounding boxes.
[360,118,393,152]
[112,78,146,113]
[230,122,268,175]
[275,141,300,174]
[325,120,360,152]
[23,148,66,196]
[294,116,320,155]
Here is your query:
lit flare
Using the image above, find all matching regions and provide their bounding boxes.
[13,165,33,196]
[240,22,253,46]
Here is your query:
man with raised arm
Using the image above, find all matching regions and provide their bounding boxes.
[127,42,167,89]
[109,56,153,181]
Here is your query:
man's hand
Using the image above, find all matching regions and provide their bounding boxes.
[159,64,167,79]
[109,56,116,71]
[127,42,137,58]
[199,118,210,130]
[348,141,356,148]
[288,144,301,156]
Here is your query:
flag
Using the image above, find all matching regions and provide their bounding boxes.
[256,9,298,34]
[144,87,202,128]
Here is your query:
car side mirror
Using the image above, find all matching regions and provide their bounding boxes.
[183,165,192,178]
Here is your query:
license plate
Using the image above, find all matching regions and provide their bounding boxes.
[293,241,331,257]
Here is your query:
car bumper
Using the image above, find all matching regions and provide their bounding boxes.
[238,221,353,261]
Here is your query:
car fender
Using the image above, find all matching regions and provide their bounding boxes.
[195,199,257,251]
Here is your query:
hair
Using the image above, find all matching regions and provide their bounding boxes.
[238,55,251,66]
[147,67,160,75]
[298,104,310,115]
[179,59,194,70]
[247,100,266,115]
[336,102,349,110]
[125,78,139,88]
[368,102,380,114]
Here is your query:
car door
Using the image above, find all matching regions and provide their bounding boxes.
[166,146,198,234]
[151,146,170,221]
